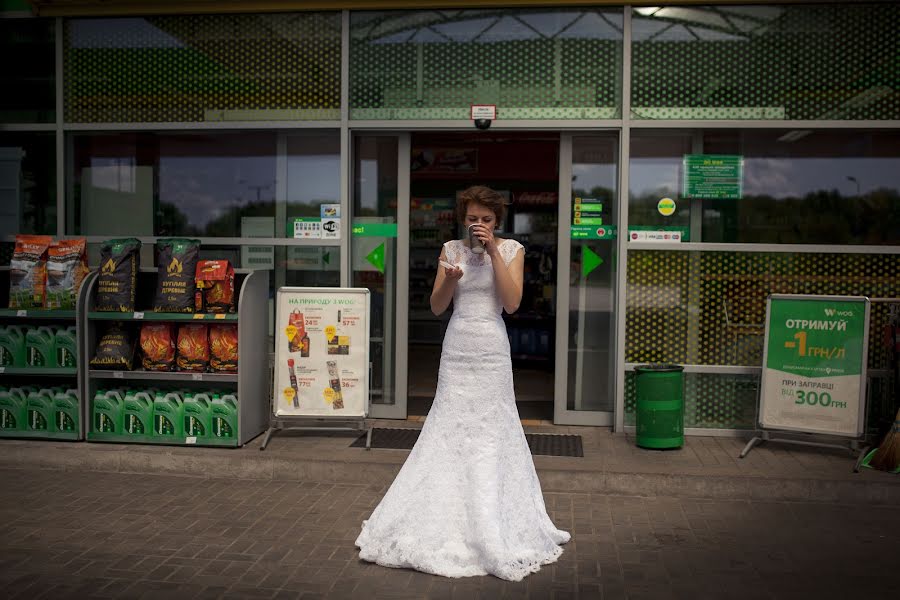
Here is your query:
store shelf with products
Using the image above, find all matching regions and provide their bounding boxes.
[83,267,269,448]
[0,268,93,441]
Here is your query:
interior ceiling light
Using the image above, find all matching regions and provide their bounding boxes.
[634,7,662,17]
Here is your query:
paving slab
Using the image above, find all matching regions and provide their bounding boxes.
[0,422,897,505]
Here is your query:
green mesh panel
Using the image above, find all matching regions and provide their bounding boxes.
[626,251,899,368]
[632,4,900,120]
[350,9,623,120]
[625,371,758,430]
[64,13,341,123]
[624,250,898,430]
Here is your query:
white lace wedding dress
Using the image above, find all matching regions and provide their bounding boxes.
[355,238,570,581]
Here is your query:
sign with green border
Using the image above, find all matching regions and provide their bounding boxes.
[571,225,616,240]
[759,295,870,438]
[683,154,743,199]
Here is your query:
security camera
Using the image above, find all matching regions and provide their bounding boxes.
[474,119,492,131]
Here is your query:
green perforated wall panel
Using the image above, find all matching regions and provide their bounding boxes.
[624,371,758,429]
[626,251,899,368]
[350,9,623,120]
[64,13,341,123]
[632,4,900,120]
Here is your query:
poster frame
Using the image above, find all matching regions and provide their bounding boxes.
[741,294,871,459]
[260,286,372,450]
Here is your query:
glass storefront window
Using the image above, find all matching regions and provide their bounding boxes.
[567,135,618,412]
[351,8,623,120]
[0,18,55,123]
[71,132,278,237]
[630,130,900,245]
[352,136,398,407]
[64,13,341,123]
[0,133,56,239]
[632,4,900,120]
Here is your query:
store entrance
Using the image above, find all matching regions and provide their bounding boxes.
[407,132,560,420]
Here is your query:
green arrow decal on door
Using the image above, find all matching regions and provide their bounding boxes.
[366,243,385,274]
[582,246,603,278]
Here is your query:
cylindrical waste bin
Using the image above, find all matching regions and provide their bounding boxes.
[634,364,684,449]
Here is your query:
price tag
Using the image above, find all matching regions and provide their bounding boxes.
[113,371,124,379]
[185,436,197,445]
[133,312,144,319]
[16,310,27,317]
[214,314,226,320]
[191,373,203,381]
[193,314,205,320]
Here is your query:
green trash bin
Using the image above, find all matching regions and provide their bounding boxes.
[635,364,684,449]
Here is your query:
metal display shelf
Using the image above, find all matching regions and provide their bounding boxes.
[89,370,238,383]
[1,367,77,376]
[86,432,239,447]
[87,312,239,321]
[0,270,93,441]
[83,269,269,448]
[0,309,77,319]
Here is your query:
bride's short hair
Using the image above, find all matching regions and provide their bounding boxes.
[456,185,507,224]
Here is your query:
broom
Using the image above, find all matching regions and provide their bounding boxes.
[869,409,900,472]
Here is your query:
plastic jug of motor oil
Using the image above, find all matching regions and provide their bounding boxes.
[0,387,27,430]
[183,392,211,439]
[55,326,78,368]
[26,389,56,431]
[0,326,27,367]
[123,391,153,436]
[210,393,238,439]
[93,389,124,434]
[26,326,56,367]
[153,392,183,438]
[53,388,80,433]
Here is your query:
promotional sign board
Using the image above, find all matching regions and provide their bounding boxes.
[682,154,743,199]
[273,287,370,418]
[759,295,870,438]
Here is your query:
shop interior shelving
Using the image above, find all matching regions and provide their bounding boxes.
[0,267,93,440]
[83,267,269,447]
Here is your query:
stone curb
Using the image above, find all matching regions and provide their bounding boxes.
[2,440,897,506]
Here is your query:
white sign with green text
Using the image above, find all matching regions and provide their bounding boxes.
[760,295,870,437]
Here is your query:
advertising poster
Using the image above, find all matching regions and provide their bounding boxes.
[760,295,870,437]
[274,288,370,418]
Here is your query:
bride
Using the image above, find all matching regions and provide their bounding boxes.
[355,185,570,581]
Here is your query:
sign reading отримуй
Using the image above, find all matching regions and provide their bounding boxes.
[760,295,870,438]
[682,154,743,199]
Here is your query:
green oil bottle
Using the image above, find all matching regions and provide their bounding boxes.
[124,391,153,436]
[0,387,27,431]
[26,326,57,368]
[210,393,238,439]
[153,392,183,438]
[93,389,124,434]
[183,392,212,439]
[55,326,78,368]
[53,389,80,433]
[0,326,26,367]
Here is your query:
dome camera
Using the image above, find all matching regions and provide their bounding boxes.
[474,118,492,131]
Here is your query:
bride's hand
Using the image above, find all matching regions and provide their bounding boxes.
[444,264,463,281]
[471,224,498,256]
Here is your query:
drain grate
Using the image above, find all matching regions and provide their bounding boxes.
[351,428,583,457]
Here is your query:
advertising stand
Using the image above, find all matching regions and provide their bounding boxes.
[261,287,371,450]
[741,295,870,460]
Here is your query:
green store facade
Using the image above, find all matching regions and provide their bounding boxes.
[2,0,898,432]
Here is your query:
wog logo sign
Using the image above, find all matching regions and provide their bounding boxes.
[824,308,854,317]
